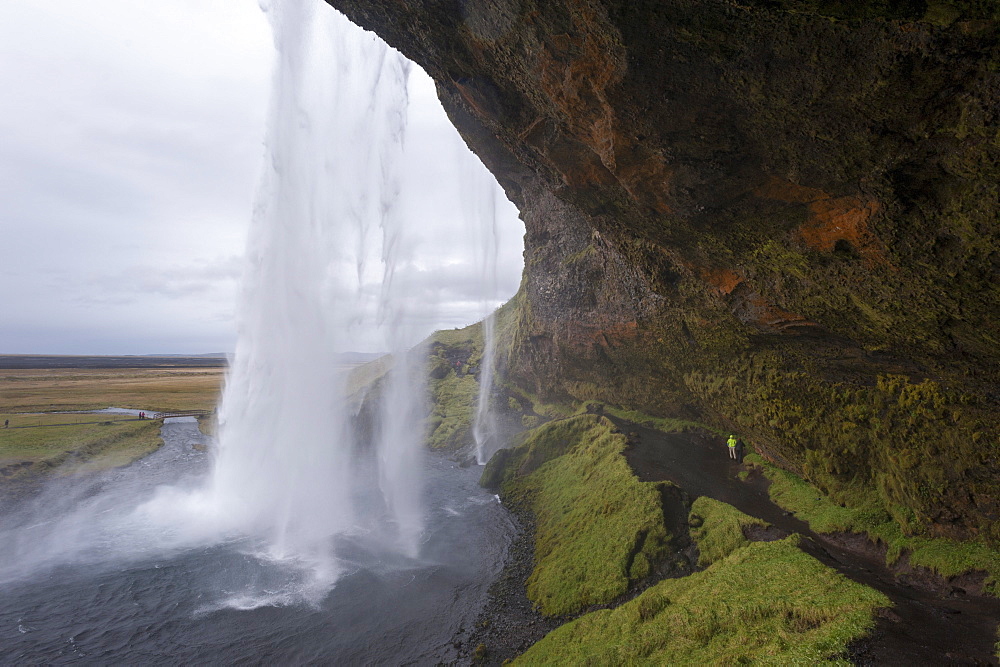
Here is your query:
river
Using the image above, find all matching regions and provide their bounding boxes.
[0,419,515,664]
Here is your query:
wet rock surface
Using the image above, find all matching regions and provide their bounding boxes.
[326,0,1000,546]
[457,508,561,666]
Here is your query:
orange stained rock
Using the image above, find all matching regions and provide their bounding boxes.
[535,18,621,166]
[754,176,885,265]
[560,155,618,189]
[612,145,674,214]
[699,267,743,295]
[531,10,674,212]
[744,293,815,331]
[683,257,815,331]
[592,320,639,345]
[559,319,639,353]
[453,78,492,119]
[799,196,882,258]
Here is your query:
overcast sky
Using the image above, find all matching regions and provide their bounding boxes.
[0,0,524,355]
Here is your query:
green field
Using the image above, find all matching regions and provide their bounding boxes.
[0,414,164,477]
[0,366,224,479]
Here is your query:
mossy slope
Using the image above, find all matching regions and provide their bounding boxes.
[515,536,889,665]
[485,414,671,616]
[425,326,483,451]
[685,365,1000,542]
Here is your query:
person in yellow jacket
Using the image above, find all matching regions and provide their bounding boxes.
[727,434,738,460]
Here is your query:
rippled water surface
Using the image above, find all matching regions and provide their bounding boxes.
[0,421,514,664]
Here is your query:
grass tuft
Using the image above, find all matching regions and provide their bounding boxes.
[689,496,767,567]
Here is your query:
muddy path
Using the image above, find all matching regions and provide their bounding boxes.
[617,420,1000,666]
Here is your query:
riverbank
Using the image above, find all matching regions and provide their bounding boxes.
[459,504,560,665]
[0,423,514,663]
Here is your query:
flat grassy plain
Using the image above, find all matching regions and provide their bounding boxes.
[0,361,225,480]
[1,367,224,413]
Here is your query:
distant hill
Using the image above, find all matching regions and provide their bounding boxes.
[0,352,385,369]
[143,353,229,359]
[0,355,228,369]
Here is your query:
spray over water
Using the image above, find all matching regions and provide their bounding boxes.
[0,2,424,596]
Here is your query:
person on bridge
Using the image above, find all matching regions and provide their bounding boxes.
[727,434,738,459]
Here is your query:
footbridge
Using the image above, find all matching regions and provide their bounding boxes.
[152,410,214,420]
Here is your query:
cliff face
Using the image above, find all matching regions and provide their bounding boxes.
[325,0,1000,542]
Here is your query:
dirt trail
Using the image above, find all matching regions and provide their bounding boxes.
[618,420,1000,666]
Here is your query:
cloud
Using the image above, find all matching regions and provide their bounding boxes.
[0,1,270,353]
[74,256,244,304]
[0,2,524,355]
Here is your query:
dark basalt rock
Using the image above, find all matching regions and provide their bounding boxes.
[325,1,1000,542]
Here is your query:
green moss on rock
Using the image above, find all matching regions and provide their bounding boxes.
[424,321,486,451]
[687,365,1000,543]
[426,371,479,450]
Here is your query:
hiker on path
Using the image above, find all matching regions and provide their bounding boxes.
[727,434,738,459]
[4,419,8,428]
[735,437,746,463]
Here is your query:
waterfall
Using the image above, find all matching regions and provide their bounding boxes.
[464,149,500,465]
[206,0,423,574]
[0,0,520,601]
[472,310,498,465]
